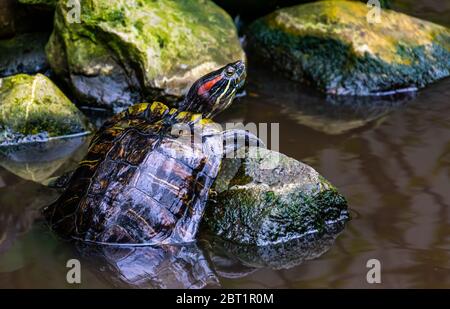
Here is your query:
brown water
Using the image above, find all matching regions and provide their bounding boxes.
[0,64,448,288]
[1,1,450,289]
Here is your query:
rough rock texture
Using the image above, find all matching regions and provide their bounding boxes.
[0,33,50,77]
[213,0,390,18]
[204,147,349,246]
[46,0,245,111]
[0,74,92,145]
[248,1,450,96]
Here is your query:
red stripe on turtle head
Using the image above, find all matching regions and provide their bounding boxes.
[197,75,223,96]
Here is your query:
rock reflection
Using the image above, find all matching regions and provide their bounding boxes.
[74,227,345,288]
[246,65,415,135]
[0,175,59,255]
[0,136,89,184]
[209,228,343,275]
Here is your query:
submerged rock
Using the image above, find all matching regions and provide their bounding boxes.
[204,147,349,246]
[248,1,450,96]
[0,74,92,145]
[0,33,50,77]
[46,0,245,111]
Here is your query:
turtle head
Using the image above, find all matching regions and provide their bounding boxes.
[183,60,246,118]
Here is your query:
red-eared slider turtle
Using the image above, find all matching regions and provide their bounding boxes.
[43,61,261,245]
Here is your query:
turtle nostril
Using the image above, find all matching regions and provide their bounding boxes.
[225,66,236,76]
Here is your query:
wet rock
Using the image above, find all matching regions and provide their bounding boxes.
[0,74,93,146]
[204,147,349,246]
[213,0,390,19]
[46,0,245,111]
[248,1,450,96]
[0,32,50,77]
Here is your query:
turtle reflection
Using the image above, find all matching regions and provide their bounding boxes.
[76,242,220,289]
[76,228,343,288]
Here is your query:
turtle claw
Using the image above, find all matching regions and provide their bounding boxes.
[209,189,218,198]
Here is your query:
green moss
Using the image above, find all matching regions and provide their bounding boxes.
[204,148,349,245]
[46,0,245,109]
[0,74,92,145]
[248,1,450,95]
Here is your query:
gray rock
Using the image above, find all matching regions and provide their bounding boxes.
[0,33,50,77]
[204,147,349,246]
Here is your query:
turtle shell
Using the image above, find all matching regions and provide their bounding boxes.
[43,102,222,244]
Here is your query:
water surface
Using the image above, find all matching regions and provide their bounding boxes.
[1,64,449,288]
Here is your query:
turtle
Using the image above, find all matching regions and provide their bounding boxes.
[43,60,262,245]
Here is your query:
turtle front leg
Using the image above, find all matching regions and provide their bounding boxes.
[221,129,266,159]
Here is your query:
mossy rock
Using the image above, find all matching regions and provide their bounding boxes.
[0,32,50,77]
[0,74,92,145]
[248,0,450,96]
[46,0,245,111]
[213,0,390,18]
[204,147,349,246]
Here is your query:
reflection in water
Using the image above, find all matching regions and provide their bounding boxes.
[75,242,220,289]
[243,65,415,135]
[0,175,59,255]
[209,229,342,273]
[74,230,343,289]
[0,137,89,184]
[0,61,449,287]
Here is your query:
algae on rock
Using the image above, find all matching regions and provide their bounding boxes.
[204,147,349,246]
[46,0,245,111]
[248,1,450,96]
[0,74,92,145]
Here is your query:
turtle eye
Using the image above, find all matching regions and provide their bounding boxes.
[225,66,235,77]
